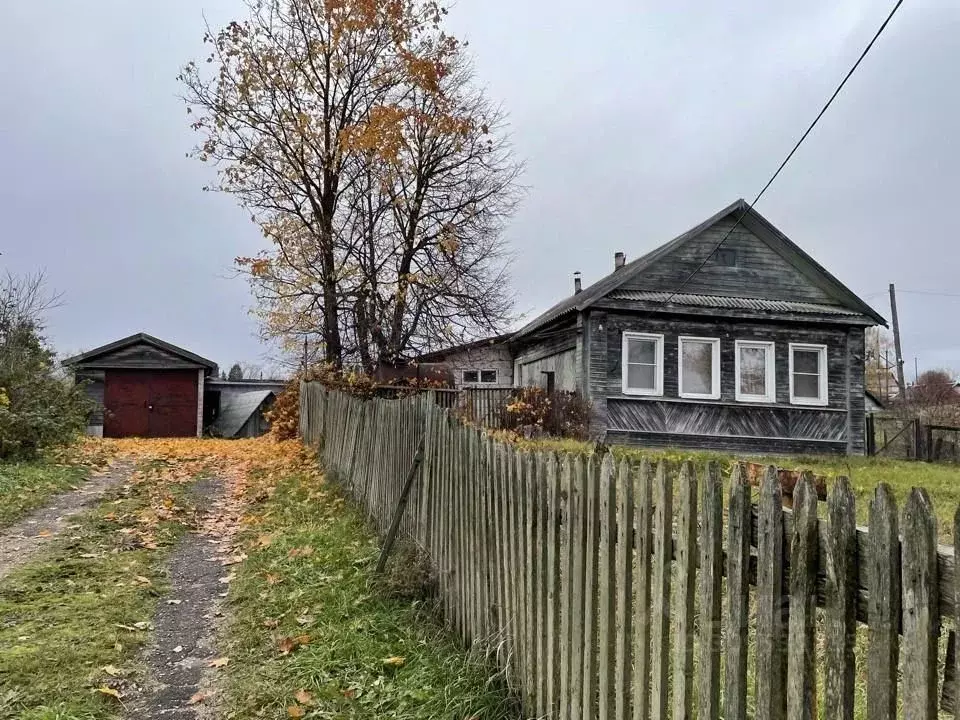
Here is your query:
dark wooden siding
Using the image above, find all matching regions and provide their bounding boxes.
[84,343,206,370]
[594,311,867,455]
[620,216,838,305]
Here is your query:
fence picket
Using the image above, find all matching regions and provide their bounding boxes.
[867,484,899,720]
[614,458,634,720]
[824,477,856,720]
[570,456,587,717]
[581,457,601,720]
[672,462,696,720]
[597,453,617,719]
[632,460,652,720]
[523,452,537,711]
[901,488,938,720]
[650,462,672,720]
[536,452,550,716]
[756,467,786,720]
[559,455,574,719]
[787,476,818,720]
[697,462,723,720]
[546,453,562,717]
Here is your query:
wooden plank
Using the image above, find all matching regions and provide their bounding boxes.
[671,461,696,720]
[498,443,517,681]
[545,453,562,717]
[570,455,587,716]
[614,458,634,720]
[632,459,653,720]
[867,483,899,720]
[650,461,672,720]
[697,461,723,720]
[491,440,507,671]
[524,451,537,711]
[581,457,600,720]
[597,453,617,719]
[786,475,818,720]
[901,488,938,720]
[375,438,425,573]
[536,452,550,716]
[755,467,786,720]
[559,455,575,719]
[955,506,960,720]
[505,445,521,687]
[823,477,856,720]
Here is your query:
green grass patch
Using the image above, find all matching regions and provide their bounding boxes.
[0,464,200,720]
[0,460,89,528]
[223,471,517,719]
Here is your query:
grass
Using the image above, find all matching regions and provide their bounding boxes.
[0,460,201,720]
[222,467,518,719]
[0,460,89,528]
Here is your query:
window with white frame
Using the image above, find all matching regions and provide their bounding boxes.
[678,336,721,399]
[462,369,498,384]
[735,340,776,403]
[789,343,828,406]
[622,332,663,395]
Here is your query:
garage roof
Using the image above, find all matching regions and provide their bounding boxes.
[63,332,218,374]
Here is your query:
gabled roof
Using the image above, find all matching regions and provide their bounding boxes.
[513,199,886,339]
[62,332,218,371]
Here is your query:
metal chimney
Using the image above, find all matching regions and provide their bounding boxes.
[574,272,582,294]
[614,252,626,270]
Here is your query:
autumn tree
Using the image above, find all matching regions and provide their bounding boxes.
[912,369,960,408]
[864,326,898,401]
[180,0,520,370]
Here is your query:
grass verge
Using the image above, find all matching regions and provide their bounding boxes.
[222,469,518,719]
[0,461,89,529]
[0,460,202,720]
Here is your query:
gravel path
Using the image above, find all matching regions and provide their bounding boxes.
[125,476,229,719]
[0,461,132,581]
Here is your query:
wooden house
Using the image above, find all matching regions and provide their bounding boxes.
[425,200,885,455]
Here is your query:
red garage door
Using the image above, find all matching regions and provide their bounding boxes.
[103,369,198,438]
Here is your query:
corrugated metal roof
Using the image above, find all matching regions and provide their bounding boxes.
[606,290,863,315]
[213,389,274,438]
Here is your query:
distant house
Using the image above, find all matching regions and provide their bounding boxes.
[64,333,285,439]
[415,334,514,389]
[421,200,886,455]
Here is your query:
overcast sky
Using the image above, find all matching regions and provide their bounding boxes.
[2,1,958,376]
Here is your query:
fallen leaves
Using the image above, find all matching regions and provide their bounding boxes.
[187,690,211,705]
[278,634,311,656]
[287,546,315,558]
[287,706,306,718]
[263,618,280,629]
[207,656,230,668]
[95,686,122,700]
[293,689,314,705]
[382,656,405,668]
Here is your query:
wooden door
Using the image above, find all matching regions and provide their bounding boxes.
[103,369,198,438]
[104,370,151,438]
[147,370,198,437]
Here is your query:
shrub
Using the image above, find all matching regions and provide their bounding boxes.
[503,387,591,439]
[0,313,91,459]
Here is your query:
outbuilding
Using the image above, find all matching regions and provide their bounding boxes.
[63,333,218,438]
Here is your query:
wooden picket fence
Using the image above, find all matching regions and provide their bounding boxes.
[300,382,960,720]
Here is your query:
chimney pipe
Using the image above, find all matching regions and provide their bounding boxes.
[614,252,626,270]
[574,272,582,294]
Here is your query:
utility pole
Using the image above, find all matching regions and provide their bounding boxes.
[889,283,907,398]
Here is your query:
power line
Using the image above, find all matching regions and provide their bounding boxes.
[664,0,905,304]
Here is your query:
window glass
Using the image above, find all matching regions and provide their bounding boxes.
[739,345,769,397]
[624,334,661,394]
[462,370,479,383]
[681,339,716,396]
[480,369,497,384]
[790,345,827,404]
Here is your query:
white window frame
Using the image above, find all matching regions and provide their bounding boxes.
[678,336,721,400]
[788,343,829,406]
[735,340,776,403]
[622,332,663,396]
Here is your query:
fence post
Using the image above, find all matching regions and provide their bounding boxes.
[672,462,697,720]
[650,462,673,720]
[632,459,653,720]
[867,484,900,720]
[787,475,818,720]
[614,458,634,720]
[724,463,751,720]
[824,477,856,720]
[697,462,723,720]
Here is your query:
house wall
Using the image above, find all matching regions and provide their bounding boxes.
[590,311,866,455]
[77,371,105,436]
[513,330,579,391]
[432,344,514,388]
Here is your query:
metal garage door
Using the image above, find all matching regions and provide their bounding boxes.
[103,369,198,438]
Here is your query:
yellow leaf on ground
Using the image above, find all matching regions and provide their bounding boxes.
[207,657,230,668]
[101,665,123,676]
[133,575,151,585]
[263,618,280,628]
[37,530,53,538]
[96,686,122,699]
[382,656,405,667]
[278,634,310,655]
[293,689,314,705]
[187,691,210,705]
[287,706,306,718]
